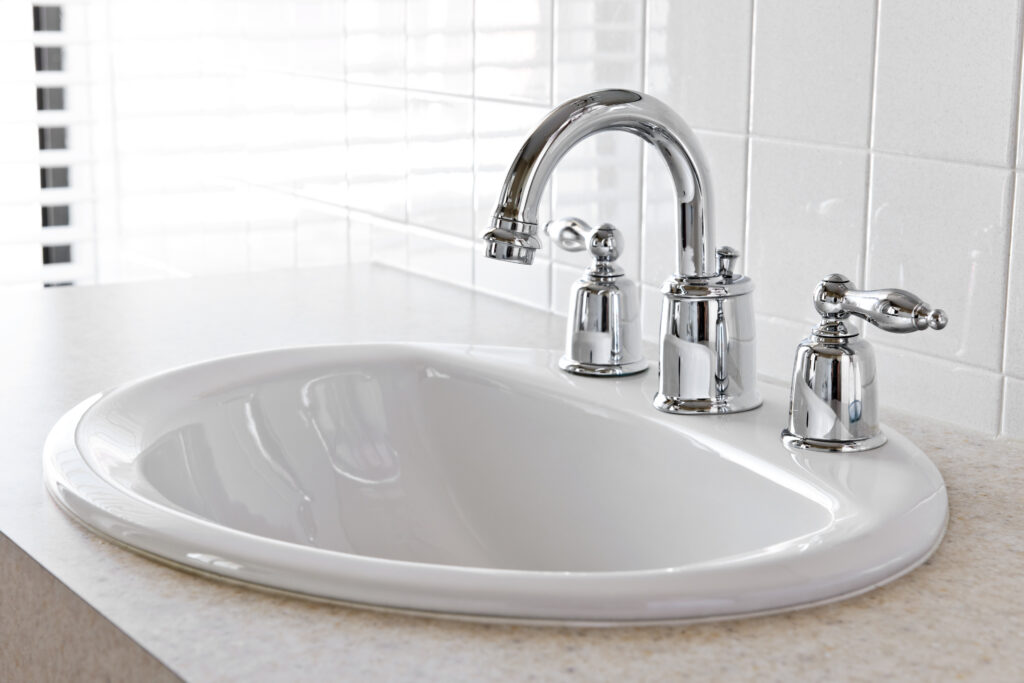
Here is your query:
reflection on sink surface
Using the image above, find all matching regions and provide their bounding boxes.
[44,344,947,624]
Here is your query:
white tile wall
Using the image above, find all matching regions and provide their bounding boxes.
[873,0,1022,166]
[7,0,1022,437]
[646,0,752,134]
[751,0,876,146]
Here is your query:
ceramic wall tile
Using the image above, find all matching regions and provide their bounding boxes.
[551,263,579,317]
[357,213,408,271]
[292,0,345,79]
[475,0,553,105]
[751,0,875,146]
[550,133,643,279]
[247,228,298,272]
[1004,173,1024,376]
[296,210,348,267]
[747,140,868,324]
[641,283,661,344]
[867,154,1012,371]
[346,0,406,87]
[346,85,406,221]
[755,315,809,385]
[554,0,643,101]
[473,99,551,232]
[548,0,646,282]
[646,0,753,133]
[1003,376,1024,438]
[10,0,1024,433]
[474,250,551,311]
[407,94,474,238]
[873,344,1004,435]
[407,0,473,96]
[407,227,473,288]
[473,97,552,307]
[874,0,1021,166]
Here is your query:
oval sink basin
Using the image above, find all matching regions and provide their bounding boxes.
[44,344,947,624]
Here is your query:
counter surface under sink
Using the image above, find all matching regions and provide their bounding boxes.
[4,265,1019,681]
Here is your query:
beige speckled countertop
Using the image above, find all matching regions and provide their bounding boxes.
[1,264,1022,681]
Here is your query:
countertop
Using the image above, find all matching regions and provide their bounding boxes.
[1,264,1022,681]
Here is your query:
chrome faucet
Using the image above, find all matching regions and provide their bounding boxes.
[782,274,947,452]
[545,217,646,376]
[482,89,761,414]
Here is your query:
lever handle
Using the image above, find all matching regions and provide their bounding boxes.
[545,217,622,266]
[813,274,947,334]
[545,217,590,252]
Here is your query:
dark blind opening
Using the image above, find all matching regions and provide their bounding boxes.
[42,244,72,264]
[36,87,64,110]
[38,126,67,149]
[33,6,62,31]
[40,167,69,188]
[34,46,63,71]
[42,205,70,227]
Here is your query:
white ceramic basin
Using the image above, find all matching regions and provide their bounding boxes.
[44,344,947,624]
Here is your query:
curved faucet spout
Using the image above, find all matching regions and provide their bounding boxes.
[481,89,716,279]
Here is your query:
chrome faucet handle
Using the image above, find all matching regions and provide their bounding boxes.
[783,274,948,453]
[546,216,591,252]
[545,217,645,377]
[813,273,947,333]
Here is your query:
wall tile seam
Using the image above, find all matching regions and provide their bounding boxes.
[469,0,477,291]
[340,79,550,109]
[998,0,1024,434]
[742,0,759,309]
[338,88,1024,175]
[385,218,1015,382]
[861,0,882,336]
[402,221,476,248]
[637,0,650,296]
[546,0,557,309]
[869,339,1009,378]
[344,206,407,231]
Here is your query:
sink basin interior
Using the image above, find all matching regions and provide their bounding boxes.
[82,351,832,573]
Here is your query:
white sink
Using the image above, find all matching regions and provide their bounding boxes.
[44,344,947,624]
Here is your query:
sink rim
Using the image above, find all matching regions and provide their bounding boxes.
[44,343,949,625]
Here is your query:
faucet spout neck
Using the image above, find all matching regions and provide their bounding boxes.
[482,89,717,278]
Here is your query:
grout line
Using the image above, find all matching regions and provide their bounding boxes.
[999,170,1018,435]
[1006,0,1024,170]
[401,0,411,272]
[862,0,882,289]
[756,307,1008,377]
[342,0,352,264]
[546,0,556,310]
[867,0,882,152]
[343,78,552,110]
[997,0,1024,435]
[743,0,757,270]
[746,0,757,137]
[638,0,649,286]
[548,0,556,108]
[470,0,477,289]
